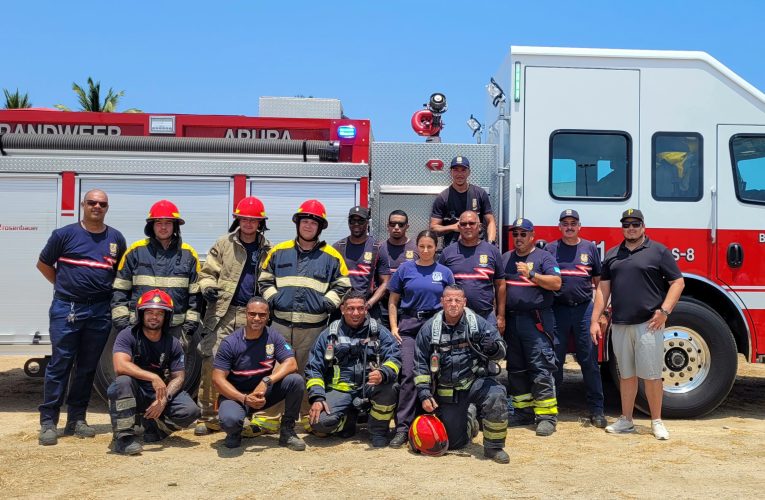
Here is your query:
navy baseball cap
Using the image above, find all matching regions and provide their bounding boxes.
[559,209,580,221]
[510,218,534,231]
[348,206,371,220]
[450,156,470,169]
[620,208,644,222]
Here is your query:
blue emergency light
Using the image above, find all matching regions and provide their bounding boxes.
[337,125,357,139]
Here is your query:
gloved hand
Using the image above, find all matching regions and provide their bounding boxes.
[202,287,220,302]
[113,317,130,332]
[181,322,197,352]
[480,335,499,355]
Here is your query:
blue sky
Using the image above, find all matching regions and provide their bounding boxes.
[3,1,765,143]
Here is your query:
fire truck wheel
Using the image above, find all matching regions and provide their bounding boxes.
[609,298,738,419]
[93,327,203,402]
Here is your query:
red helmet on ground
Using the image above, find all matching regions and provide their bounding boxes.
[147,200,185,224]
[409,414,449,456]
[292,199,328,230]
[136,289,174,312]
[233,196,268,220]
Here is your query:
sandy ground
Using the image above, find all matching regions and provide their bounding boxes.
[0,354,763,500]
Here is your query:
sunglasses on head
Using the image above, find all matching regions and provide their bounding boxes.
[458,221,477,227]
[512,231,528,238]
[621,221,642,228]
[388,221,406,228]
[85,200,108,208]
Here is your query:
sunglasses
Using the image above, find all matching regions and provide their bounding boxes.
[512,231,528,238]
[458,221,477,227]
[84,200,108,208]
[621,221,642,228]
[388,221,407,228]
[349,218,368,226]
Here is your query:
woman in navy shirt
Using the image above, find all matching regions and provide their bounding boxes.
[387,230,454,447]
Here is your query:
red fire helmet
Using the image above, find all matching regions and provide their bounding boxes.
[292,199,328,230]
[136,289,174,313]
[233,196,267,219]
[147,200,185,224]
[408,414,449,456]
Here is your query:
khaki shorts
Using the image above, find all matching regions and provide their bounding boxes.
[611,321,664,380]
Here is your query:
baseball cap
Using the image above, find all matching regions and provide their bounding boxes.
[559,209,580,221]
[450,156,470,169]
[620,208,644,222]
[348,206,371,220]
[510,218,534,231]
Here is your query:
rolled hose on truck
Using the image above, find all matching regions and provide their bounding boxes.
[93,327,203,402]
[606,297,738,419]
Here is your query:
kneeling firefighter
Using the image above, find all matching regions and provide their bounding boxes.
[413,284,510,464]
[305,290,401,448]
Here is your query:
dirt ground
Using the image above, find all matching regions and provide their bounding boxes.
[1,355,763,500]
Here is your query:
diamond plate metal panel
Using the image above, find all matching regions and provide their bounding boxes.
[259,97,343,119]
[369,142,498,239]
[0,156,368,179]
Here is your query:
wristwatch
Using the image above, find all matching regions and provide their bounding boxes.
[529,270,536,280]
[262,376,273,387]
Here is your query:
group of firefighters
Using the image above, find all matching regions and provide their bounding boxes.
[36,154,682,463]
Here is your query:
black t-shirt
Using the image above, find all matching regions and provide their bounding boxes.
[113,327,184,383]
[601,237,683,324]
[431,184,493,247]
[232,240,262,306]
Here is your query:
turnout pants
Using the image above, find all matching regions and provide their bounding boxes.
[436,377,508,450]
[270,321,325,414]
[311,383,399,438]
[40,298,112,426]
[553,301,604,414]
[108,375,200,440]
[218,373,305,435]
[506,308,559,424]
[198,305,247,425]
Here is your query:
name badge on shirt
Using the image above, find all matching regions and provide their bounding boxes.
[266,343,274,357]
[432,271,443,282]
[109,243,117,257]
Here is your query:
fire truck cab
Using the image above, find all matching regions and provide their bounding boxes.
[483,46,765,417]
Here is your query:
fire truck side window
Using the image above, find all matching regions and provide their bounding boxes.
[731,135,765,204]
[549,131,631,200]
[651,132,703,201]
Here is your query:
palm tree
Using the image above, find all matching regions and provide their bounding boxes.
[55,77,141,113]
[3,89,32,109]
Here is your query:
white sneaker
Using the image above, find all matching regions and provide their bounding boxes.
[605,416,635,434]
[652,419,670,440]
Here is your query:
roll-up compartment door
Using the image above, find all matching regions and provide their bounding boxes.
[0,175,59,344]
[79,177,231,258]
[249,179,358,245]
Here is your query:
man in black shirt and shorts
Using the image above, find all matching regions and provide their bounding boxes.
[590,209,684,440]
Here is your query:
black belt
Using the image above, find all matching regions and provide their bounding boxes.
[400,308,439,320]
[54,292,111,305]
[555,299,591,307]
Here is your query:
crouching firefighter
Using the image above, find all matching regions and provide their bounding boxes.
[108,289,201,455]
[414,284,510,464]
[305,290,401,448]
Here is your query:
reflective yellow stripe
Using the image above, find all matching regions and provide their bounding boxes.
[189,282,200,294]
[185,310,200,322]
[329,365,355,392]
[414,374,431,385]
[115,416,134,431]
[112,305,129,319]
[436,387,454,397]
[273,309,328,324]
[455,378,473,390]
[250,415,280,432]
[115,397,136,411]
[133,275,190,288]
[383,360,400,375]
[325,290,342,307]
[513,400,535,409]
[261,286,277,301]
[483,428,507,440]
[261,240,296,270]
[170,314,185,326]
[113,278,132,290]
[306,378,325,389]
[181,242,202,273]
[118,239,150,271]
[483,420,507,431]
[535,398,558,408]
[320,245,348,276]
[534,407,559,415]
[369,409,394,421]
[275,276,329,293]
[371,402,396,412]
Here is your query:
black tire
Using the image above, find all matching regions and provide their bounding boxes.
[608,299,737,419]
[93,327,203,402]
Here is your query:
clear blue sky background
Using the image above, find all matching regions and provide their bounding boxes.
[3,1,764,143]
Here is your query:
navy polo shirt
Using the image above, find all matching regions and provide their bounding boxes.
[439,240,504,313]
[332,236,390,296]
[377,239,418,316]
[113,327,184,382]
[546,238,601,306]
[502,248,560,311]
[213,326,294,393]
[39,222,126,300]
[601,236,682,325]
